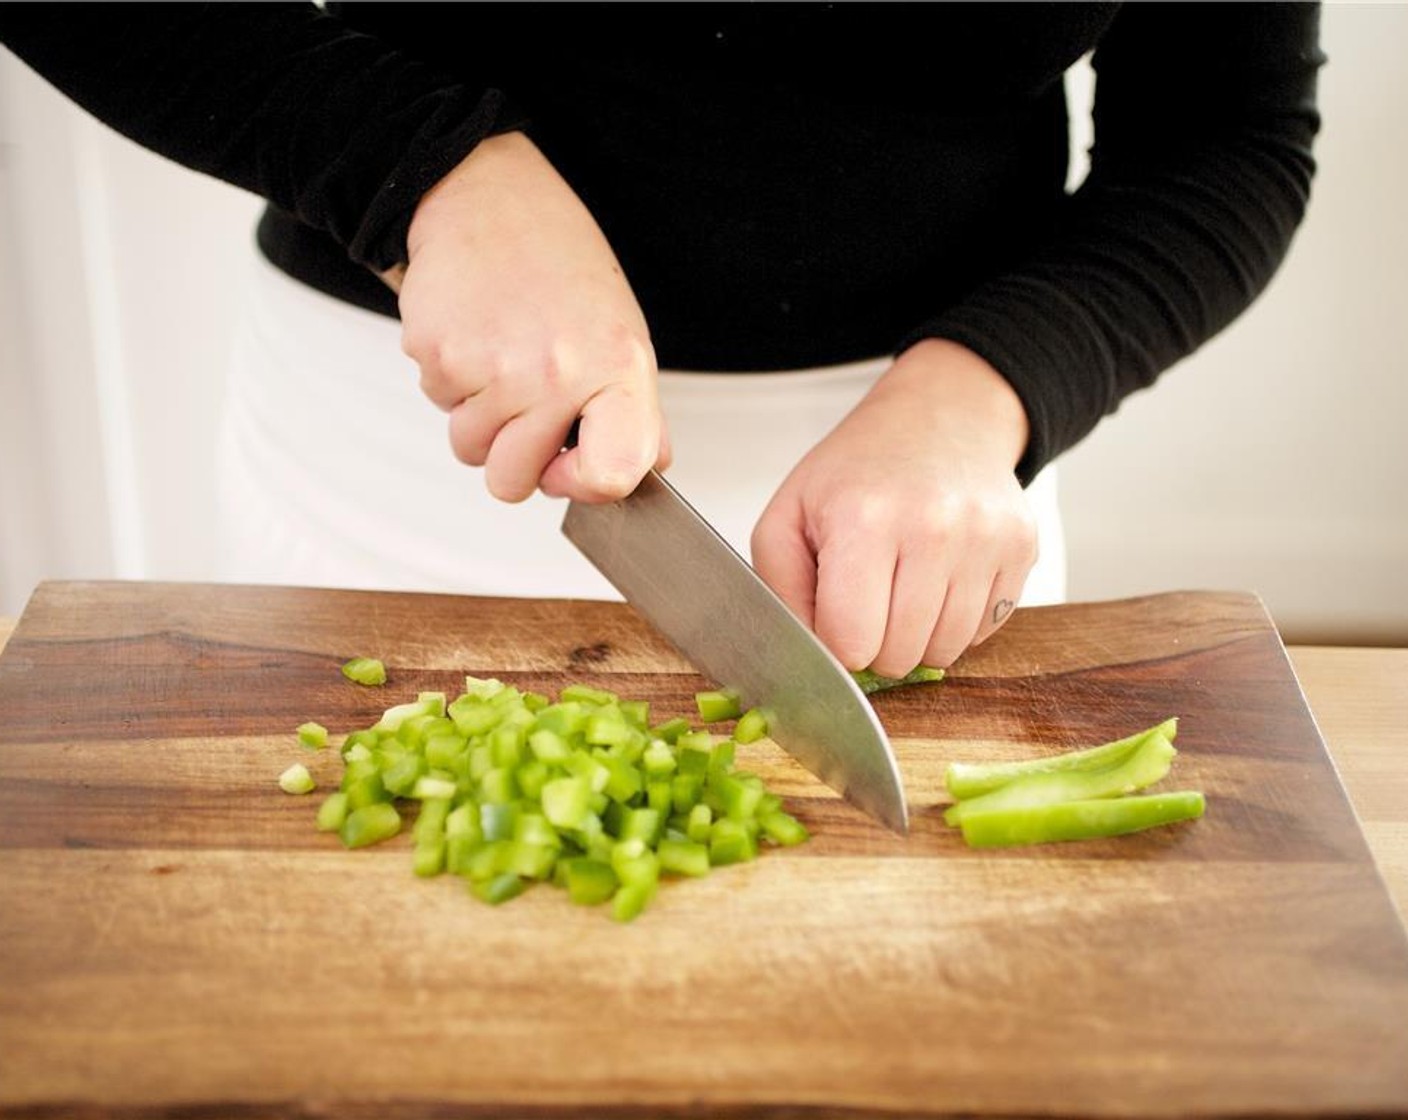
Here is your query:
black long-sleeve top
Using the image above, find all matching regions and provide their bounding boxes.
[0,2,1325,482]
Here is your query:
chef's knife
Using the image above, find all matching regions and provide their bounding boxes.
[561,469,909,834]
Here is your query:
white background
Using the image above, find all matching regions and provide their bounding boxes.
[1,4,1404,643]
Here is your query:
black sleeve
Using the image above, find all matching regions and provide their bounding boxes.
[901,2,1325,484]
[0,1,526,273]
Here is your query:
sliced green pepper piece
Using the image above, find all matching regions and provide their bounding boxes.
[759,810,810,847]
[341,657,387,687]
[945,718,1180,801]
[686,803,713,844]
[851,665,945,695]
[695,688,743,722]
[339,802,401,849]
[944,730,1178,827]
[611,882,654,923]
[413,840,446,878]
[541,777,594,830]
[958,790,1206,848]
[278,762,316,795]
[649,716,691,744]
[413,797,452,845]
[733,707,769,744]
[560,683,618,706]
[561,857,619,906]
[471,872,528,906]
[658,837,711,878]
[297,721,329,750]
[315,791,348,833]
[709,817,758,866]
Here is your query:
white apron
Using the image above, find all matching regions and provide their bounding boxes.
[215,257,1067,605]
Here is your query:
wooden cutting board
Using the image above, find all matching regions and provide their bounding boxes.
[1,580,1406,1119]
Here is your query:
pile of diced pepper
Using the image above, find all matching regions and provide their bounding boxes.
[285,667,808,923]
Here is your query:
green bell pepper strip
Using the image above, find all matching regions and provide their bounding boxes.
[944,718,1180,801]
[958,790,1206,848]
[851,665,945,695]
[943,731,1178,827]
[340,657,387,686]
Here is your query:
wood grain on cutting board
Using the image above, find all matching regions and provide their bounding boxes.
[1,580,1405,1119]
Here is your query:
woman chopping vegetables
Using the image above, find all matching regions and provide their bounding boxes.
[0,3,1324,677]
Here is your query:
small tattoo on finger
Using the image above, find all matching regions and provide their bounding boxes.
[992,599,1014,625]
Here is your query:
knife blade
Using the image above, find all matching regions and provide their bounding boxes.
[562,470,909,834]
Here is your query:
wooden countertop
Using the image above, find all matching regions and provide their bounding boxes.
[0,613,1401,925]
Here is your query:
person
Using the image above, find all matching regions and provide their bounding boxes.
[0,3,1324,678]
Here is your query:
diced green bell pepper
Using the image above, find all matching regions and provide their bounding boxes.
[341,657,387,686]
[695,688,743,722]
[339,802,401,849]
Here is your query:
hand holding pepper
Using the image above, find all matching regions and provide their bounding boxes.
[750,338,1038,675]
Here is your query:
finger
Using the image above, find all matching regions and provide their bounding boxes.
[539,382,661,501]
[922,568,992,669]
[750,496,819,632]
[446,392,503,468]
[870,546,950,680]
[406,329,485,414]
[971,529,1038,647]
[811,513,896,672]
[655,415,674,473]
[483,408,579,503]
